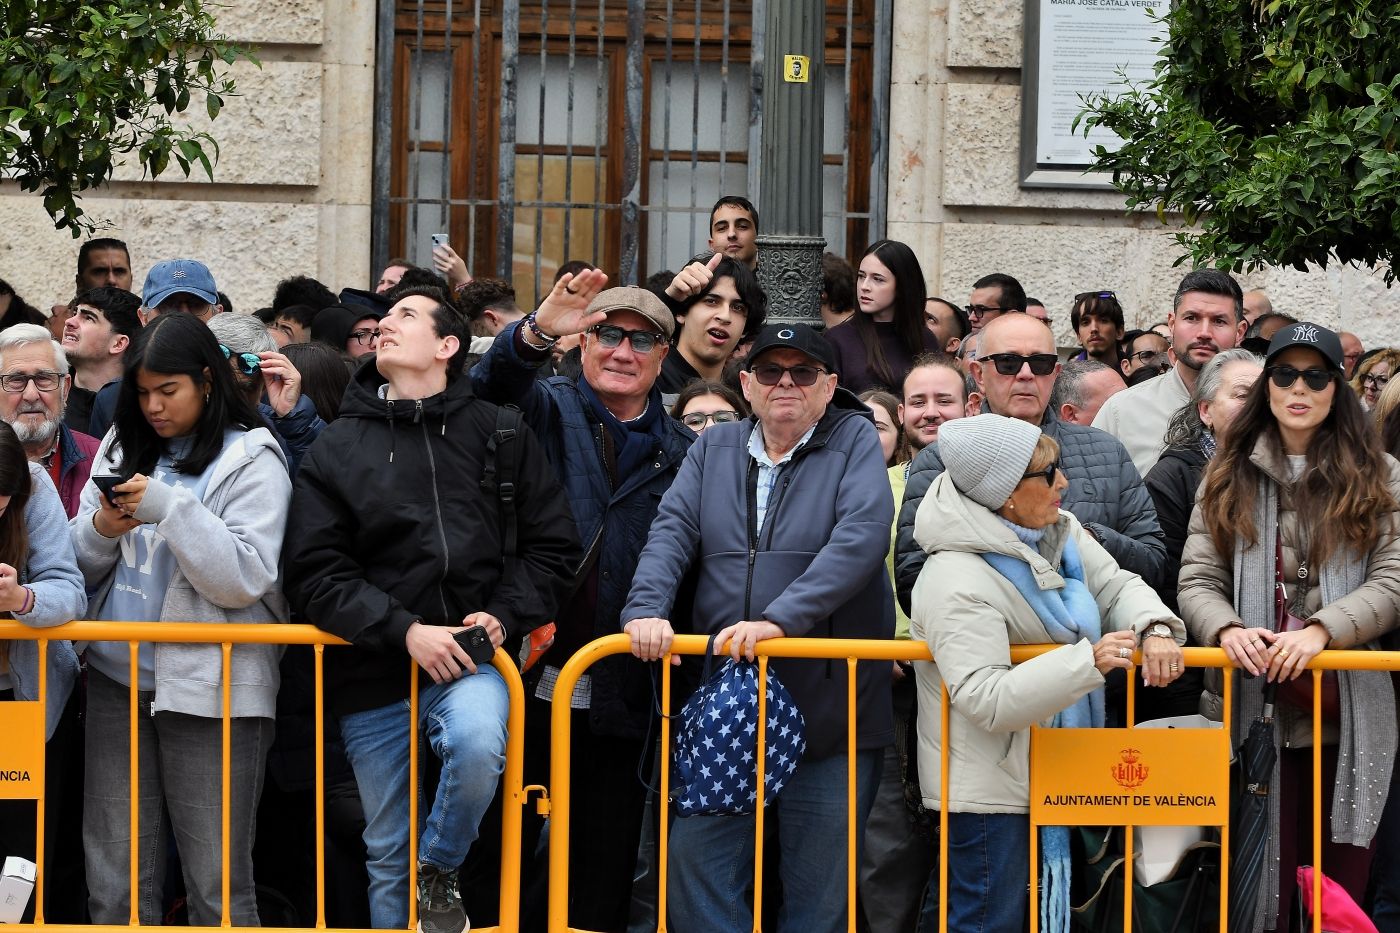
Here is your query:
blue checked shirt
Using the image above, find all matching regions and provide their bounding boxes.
[747,421,817,535]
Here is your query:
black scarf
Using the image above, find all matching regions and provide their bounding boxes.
[578,379,667,483]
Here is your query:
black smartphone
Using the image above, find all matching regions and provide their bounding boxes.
[91,474,125,506]
[453,625,494,666]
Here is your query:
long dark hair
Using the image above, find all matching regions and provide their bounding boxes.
[0,422,31,573]
[112,313,262,476]
[849,239,927,389]
[1201,351,1396,567]
[283,342,351,422]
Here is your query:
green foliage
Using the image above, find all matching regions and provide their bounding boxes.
[1079,0,1400,281]
[0,0,255,235]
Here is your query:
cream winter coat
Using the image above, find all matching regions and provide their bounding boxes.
[909,471,1184,814]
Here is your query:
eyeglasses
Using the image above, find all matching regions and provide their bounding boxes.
[981,352,1059,377]
[750,363,827,387]
[1127,349,1164,365]
[591,324,666,354]
[964,304,1014,320]
[1074,291,1117,304]
[219,345,262,377]
[1022,460,1060,487]
[350,328,380,346]
[1362,372,1391,389]
[0,371,61,393]
[1268,365,1333,391]
[680,410,740,429]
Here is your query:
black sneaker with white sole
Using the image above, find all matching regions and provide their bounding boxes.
[416,863,468,933]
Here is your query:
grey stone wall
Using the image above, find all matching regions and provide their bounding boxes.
[0,0,373,314]
[888,0,1399,348]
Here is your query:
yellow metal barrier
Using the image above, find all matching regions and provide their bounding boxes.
[546,633,1400,933]
[0,620,530,933]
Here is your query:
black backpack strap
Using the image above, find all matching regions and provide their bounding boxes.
[481,404,523,584]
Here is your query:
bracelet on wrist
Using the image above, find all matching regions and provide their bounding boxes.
[18,586,33,616]
[524,312,559,346]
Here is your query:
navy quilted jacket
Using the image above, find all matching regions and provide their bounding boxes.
[894,407,1165,614]
[471,323,694,736]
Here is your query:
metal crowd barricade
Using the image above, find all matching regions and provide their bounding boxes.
[0,620,531,933]
[546,633,1399,933]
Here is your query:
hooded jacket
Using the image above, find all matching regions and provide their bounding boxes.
[471,323,694,737]
[908,472,1183,813]
[895,407,1165,613]
[71,427,291,719]
[285,360,580,718]
[621,390,896,758]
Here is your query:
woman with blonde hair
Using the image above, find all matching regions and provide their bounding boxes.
[1180,322,1400,931]
[1349,346,1400,412]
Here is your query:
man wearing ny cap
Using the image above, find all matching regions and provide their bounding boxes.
[470,273,694,932]
[621,323,894,933]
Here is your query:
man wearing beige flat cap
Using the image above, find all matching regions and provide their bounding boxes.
[470,273,694,932]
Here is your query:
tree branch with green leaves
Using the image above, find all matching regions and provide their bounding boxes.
[0,0,255,235]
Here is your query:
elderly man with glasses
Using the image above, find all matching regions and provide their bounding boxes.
[470,277,695,932]
[621,322,894,933]
[895,311,1166,618]
[0,323,99,517]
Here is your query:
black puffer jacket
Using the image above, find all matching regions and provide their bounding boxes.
[285,361,581,717]
[895,407,1165,613]
[1144,443,1208,616]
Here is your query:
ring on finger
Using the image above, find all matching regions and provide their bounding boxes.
[565,285,579,295]
[1117,647,1131,659]
[1278,646,1290,658]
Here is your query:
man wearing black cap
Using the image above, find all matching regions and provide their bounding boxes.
[621,323,895,933]
[469,273,694,932]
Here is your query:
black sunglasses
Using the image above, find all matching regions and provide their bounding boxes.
[964,304,1014,320]
[1022,460,1060,487]
[750,363,827,387]
[1074,290,1117,304]
[220,344,261,377]
[981,352,1059,377]
[1267,365,1333,391]
[591,324,666,354]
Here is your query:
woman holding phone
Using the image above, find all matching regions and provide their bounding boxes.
[72,313,292,926]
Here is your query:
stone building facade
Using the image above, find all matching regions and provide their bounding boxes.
[0,0,1393,345]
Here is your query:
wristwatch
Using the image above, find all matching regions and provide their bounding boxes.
[1142,622,1174,642]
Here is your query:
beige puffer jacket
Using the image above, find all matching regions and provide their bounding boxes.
[909,472,1184,814]
[1178,439,1400,747]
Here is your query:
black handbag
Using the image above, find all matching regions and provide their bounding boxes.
[1071,826,1221,933]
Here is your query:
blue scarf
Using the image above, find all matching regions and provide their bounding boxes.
[982,523,1105,933]
[578,379,667,483]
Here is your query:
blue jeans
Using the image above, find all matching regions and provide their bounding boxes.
[667,750,881,933]
[339,666,509,929]
[916,811,1030,933]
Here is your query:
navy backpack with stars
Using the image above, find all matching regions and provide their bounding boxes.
[671,634,807,816]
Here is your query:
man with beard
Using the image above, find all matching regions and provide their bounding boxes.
[0,324,98,517]
[657,253,767,396]
[1092,270,1247,476]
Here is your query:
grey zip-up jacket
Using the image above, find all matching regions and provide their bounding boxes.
[70,428,291,719]
[7,461,88,739]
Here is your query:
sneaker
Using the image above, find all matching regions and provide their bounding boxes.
[416,863,469,933]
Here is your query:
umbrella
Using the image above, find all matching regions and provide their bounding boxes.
[1229,682,1279,933]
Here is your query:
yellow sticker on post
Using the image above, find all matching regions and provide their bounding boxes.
[1030,726,1228,827]
[0,702,44,800]
[783,55,810,83]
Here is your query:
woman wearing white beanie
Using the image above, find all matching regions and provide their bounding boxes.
[908,412,1185,932]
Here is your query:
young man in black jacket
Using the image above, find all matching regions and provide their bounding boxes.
[285,286,580,933]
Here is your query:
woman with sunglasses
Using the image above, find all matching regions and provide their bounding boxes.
[823,240,941,394]
[1179,322,1400,931]
[72,312,292,926]
[909,413,1184,932]
[209,312,325,476]
[670,380,748,435]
